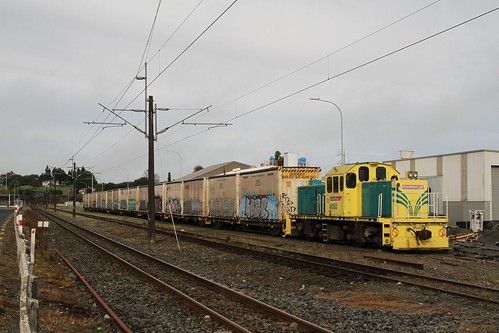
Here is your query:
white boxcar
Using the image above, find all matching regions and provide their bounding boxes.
[155,184,164,214]
[183,179,206,216]
[126,187,139,212]
[165,182,183,215]
[137,186,148,213]
[207,175,237,218]
[238,166,321,223]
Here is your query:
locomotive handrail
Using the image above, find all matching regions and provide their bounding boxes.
[428,192,448,219]
[377,193,382,217]
[316,193,325,215]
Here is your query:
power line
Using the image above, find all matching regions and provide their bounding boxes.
[126,0,239,109]
[59,0,434,168]
[226,5,499,121]
[211,0,443,112]
[63,1,164,164]
[82,4,499,177]
[73,1,228,167]
[150,5,499,156]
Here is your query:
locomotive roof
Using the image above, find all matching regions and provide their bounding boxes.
[325,162,395,175]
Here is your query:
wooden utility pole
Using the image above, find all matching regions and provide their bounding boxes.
[147,95,156,242]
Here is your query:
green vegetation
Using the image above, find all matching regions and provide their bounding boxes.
[0,166,158,204]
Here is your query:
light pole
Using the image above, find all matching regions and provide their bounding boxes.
[115,166,129,190]
[310,97,345,165]
[116,166,130,211]
[164,150,183,181]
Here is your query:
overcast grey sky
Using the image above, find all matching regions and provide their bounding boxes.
[1,0,498,183]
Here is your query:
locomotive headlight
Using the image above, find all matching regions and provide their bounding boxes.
[405,171,419,179]
[393,223,398,228]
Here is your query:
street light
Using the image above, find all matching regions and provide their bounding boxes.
[163,150,183,181]
[310,97,345,165]
[115,166,129,190]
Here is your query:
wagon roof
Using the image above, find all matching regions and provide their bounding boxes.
[178,161,254,181]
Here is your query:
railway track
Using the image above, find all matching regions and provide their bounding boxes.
[59,208,499,306]
[35,207,335,332]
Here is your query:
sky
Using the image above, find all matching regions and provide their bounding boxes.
[1,0,498,184]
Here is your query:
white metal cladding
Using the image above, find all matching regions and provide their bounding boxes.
[467,152,486,201]
[395,160,411,177]
[414,157,437,176]
[422,176,443,194]
[491,166,499,221]
[442,154,462,201]
[485,151,499,204]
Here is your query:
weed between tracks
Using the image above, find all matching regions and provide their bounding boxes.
[315,288,450,315]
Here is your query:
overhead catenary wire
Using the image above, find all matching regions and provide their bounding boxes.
[58,0,434,169]
[87,0,445,169]
[76,4,499,182]
[210,0,442,112]
[153,5,499,155]
[71,0,434,171]
[61,0,165,165]
[77,0,236,169]
[126,0,239,109]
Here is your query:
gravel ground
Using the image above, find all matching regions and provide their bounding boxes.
[80,215,498,333]
[3,208,499,333]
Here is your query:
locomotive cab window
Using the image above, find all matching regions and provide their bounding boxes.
[340,176,344,191]
[376,167,386,180]
[326,177,333,193]
[359,167,369,182]
[346,173,356,188]
[333,176,339,193]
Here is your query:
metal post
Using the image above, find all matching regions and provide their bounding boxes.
[53,174,57,212]
[148,95,156,242]
[72,162,76,219]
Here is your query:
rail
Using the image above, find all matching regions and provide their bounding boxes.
[47,208,499,305]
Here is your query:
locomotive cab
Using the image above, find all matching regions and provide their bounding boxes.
[324,162,399,218]
[321,162,449,249]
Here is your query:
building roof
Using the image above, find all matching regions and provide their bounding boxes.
[177,161,254,181]
[384,149,499,163]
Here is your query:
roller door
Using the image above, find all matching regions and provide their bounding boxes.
[492,167,499,221]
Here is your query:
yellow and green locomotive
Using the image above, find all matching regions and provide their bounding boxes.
[286,162,449,250]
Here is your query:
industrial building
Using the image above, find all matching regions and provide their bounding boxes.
[385,149,499,227]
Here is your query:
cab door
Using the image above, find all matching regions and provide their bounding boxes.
[326,172,360,217]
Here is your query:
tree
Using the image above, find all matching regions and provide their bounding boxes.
[142,170,161,185]
[193,165,204,172]
[51,167,68,184]
[274,151,284,166]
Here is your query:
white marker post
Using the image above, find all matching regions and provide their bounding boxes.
[30,229,36,264]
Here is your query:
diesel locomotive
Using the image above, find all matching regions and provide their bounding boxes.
[83,162,449,250]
